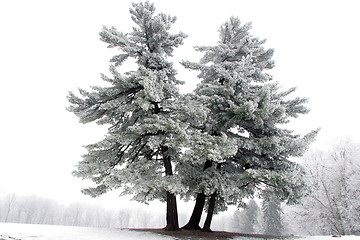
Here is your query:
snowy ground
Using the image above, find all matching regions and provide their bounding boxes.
[0,223,173,240]
[1,223,359,240]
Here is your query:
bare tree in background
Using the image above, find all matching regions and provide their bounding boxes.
[283,140,360,236]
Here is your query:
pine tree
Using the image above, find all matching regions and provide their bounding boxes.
[232,199,259,233]
[262,188,283,235]
[67,1,187,230]
[181,17,318,231]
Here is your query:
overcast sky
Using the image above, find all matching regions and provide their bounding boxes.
[1,0,359,209]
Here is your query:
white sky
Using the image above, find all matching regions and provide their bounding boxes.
[0,0,360,209]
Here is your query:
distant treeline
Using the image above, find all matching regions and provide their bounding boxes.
[0,194,165,228]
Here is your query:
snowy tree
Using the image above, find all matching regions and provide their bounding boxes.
[180,17,318,231]
[67,1,187,230]
[261,188,283,235]
[0,194,17,222]
[232,199,259,233]
[285,140,360,236]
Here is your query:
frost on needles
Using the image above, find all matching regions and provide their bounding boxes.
[67,2,318,232]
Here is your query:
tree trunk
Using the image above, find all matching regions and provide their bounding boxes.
[203,163,221,232]
[162,146,179,231]
[181,192,206,230]
[182,160,213,230]
[164,191,179,231]
[202,191,217,232]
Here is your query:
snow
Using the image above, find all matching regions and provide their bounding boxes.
[283,237,359,240]
[1,223,359,240]
[0,223,174,240]
[233,236,360,240]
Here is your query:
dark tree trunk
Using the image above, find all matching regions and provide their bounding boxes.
[164,191,179,230]
[203,163,221,232]
[202,191,217,232]
[181,192,206,230]
[182,160,213,230]
[162,145,179,231]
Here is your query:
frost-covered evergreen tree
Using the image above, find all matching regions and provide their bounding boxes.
[262,188,283,235]
[181,17,318,231]
[232,199,259,233]
[67,1,187,230]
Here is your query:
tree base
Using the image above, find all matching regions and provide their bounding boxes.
[202,227,212,232]
[163,225,180,231]
[181,223,202,231]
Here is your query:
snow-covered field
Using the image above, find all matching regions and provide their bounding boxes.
[0,223,173,240]
[1,223,359,240]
